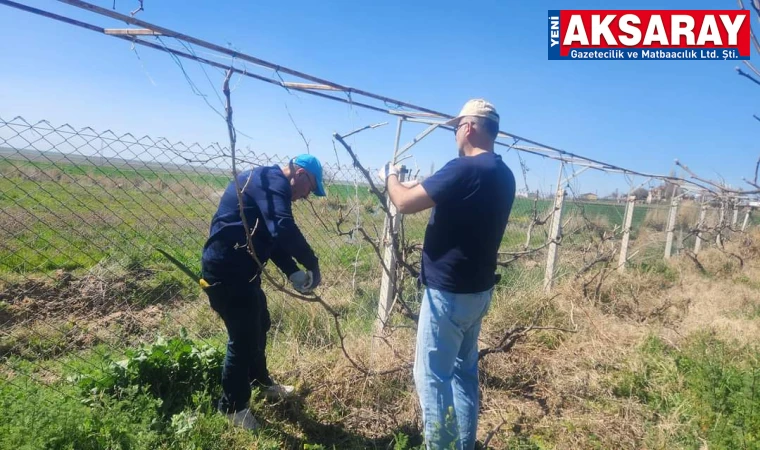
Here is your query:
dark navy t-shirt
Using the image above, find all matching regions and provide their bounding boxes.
[420,152,515,293]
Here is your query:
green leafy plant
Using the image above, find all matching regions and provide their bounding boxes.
[76,329,223,417]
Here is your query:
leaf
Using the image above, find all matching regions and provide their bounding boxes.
[170,411,197,435]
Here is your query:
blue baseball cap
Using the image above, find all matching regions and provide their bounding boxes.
[292,154,326,197]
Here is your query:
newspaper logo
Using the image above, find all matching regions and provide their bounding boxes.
[548,10,750,60]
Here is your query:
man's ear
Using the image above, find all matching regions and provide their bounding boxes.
[464,122,475,138]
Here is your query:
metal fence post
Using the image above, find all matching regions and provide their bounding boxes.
[544,163,565,293]
[375,119,404,333]
[617,195,635,272]
[694,204,707,254]
[664,196,679,259]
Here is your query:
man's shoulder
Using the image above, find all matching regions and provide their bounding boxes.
[260,165,286,178]
[436,156,476,176]
[241,165,286,186]
[252,164,284,176]
[454,153,512,180]
[478,153,513,176]
[423,158,467,188]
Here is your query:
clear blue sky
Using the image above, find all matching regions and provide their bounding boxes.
[0,0,757,196]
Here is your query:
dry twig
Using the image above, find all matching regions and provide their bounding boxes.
[478,295,576,359]
[482,416,508,448]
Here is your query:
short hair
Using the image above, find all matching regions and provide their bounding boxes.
[469,117,499,140]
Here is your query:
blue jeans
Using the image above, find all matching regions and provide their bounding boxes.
[413,287,492,450]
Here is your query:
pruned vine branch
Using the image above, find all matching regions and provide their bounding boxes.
[478,295,576,360]
[497,194,561,266]
[332,132,389,216]
[677,159,760,195]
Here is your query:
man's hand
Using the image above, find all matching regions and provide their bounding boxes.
[288,270,313,293]
[303,266,321,291]
[288,267,321,293]
[377,162,400,185]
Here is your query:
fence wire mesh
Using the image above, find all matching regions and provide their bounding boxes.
[0,116,397,393]
[0,115,754,442]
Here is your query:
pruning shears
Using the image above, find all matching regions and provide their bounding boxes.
[155,248,212,290]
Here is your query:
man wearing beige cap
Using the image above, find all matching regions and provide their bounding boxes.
[378,99,516,449]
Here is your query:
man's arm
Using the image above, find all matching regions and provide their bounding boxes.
[386,177,435,214]
[266,197,319,271]
[251,168,319,271]
[381,159,468,214]
[269,244,299,277]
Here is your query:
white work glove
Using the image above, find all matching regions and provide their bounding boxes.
[377,162,400,185]
[288,270,313,294]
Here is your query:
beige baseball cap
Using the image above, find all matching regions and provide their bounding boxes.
[444,98,500,127]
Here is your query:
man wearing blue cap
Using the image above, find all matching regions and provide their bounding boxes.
[200,154,326,430]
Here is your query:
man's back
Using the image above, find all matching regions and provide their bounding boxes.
[202,166,281,279]
[201,165,317,281]
[420,152,516,293]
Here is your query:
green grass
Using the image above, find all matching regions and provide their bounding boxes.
[0,157,231,187]
[1,158,647,278]
[611,333,760,449]
[0,175,211,274]
[736,275,760,292]
[0,333,286,450]
[0,158,388,278]
[325,182,374,203]
[566,201,626,228]
[1,330,425,450]
[634,259,679,283]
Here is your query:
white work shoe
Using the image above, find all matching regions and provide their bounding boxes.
[225,408,259,430]
[263,383,296,401]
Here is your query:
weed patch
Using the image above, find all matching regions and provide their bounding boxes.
[612,333,760,448]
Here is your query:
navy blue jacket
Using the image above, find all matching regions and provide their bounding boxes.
[201,166,318,282]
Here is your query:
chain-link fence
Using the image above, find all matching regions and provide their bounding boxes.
[1,115,755,444]
[0,116,403,395]
[0,116,559,399]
